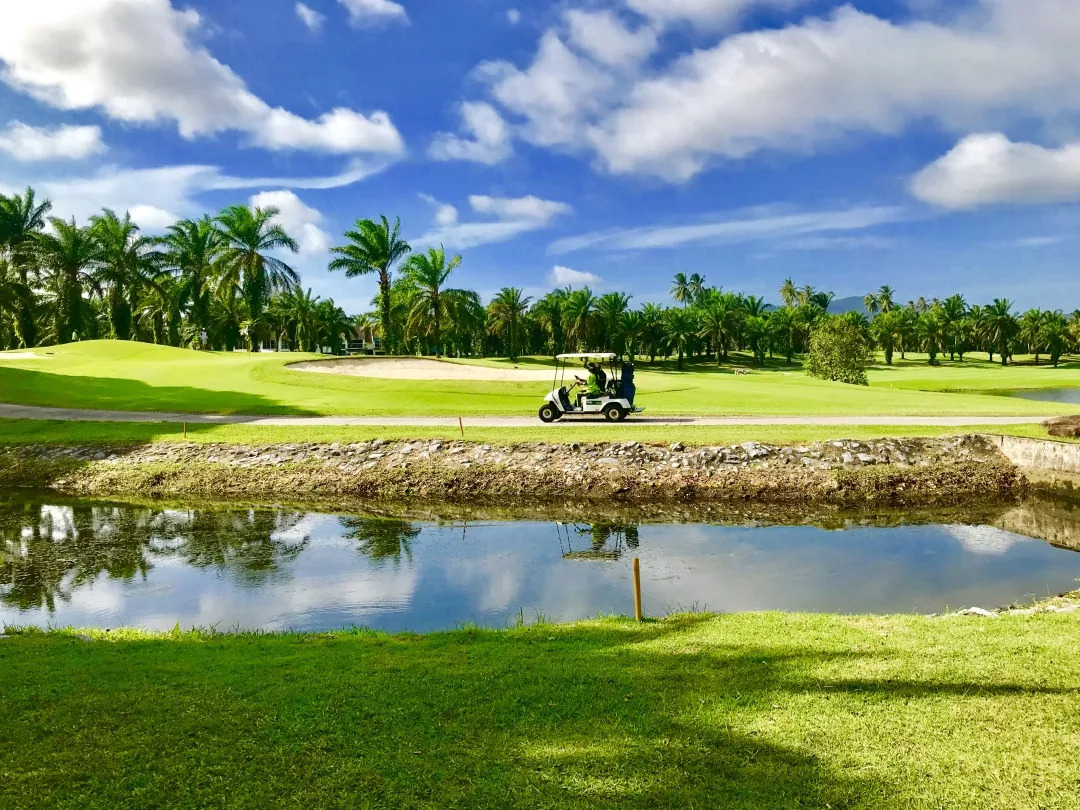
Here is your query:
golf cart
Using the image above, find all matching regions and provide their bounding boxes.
[538,353,643,422]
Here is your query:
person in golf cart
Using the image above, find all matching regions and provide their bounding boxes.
[578,361,606,397]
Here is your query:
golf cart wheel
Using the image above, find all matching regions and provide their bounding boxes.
[603,403,627,422]
[539,404,560,423]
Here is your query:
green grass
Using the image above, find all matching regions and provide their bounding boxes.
[2,341,1079,418]
[3,612,1079,808]
[0,418,1064,447]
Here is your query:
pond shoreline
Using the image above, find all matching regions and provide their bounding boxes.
[0,434,1027,505]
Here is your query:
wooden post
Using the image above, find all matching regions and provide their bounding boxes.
[633,557,643,623]
[458,416,464,438]
[183,422,187,439]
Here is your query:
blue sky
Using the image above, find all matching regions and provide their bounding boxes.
[2,0,1080,314]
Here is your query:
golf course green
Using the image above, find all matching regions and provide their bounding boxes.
[1,341,1077,419]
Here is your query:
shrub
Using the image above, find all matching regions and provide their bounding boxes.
[806,317,873,385]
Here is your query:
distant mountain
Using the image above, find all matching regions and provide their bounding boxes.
[828,296,869,315]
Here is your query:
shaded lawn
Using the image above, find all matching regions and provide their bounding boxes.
[0,418,1065,448]
[1,342,1079,417]
[2,613,1079,808]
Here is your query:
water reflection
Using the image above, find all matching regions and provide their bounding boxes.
[3,493,1080,632]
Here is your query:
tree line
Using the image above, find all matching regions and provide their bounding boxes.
[3,187,1078,366]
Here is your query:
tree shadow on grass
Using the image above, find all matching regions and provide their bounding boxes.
[10,613,1072,808]
[0,364,319,416]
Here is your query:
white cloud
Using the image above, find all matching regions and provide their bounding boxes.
[1004,236,1066,248]
[0,0,404,156]
[549,265,601,286]
[626,0,807,27]
[429,102,513,165]
[417,194,572,250]
[451,0,1080,181]
[911,133,1080,209]
[469,195,572,221]
[0,160,387,230]
[476,31,616,148]
[249,190,332,256]
[565,9,658,68]
[296,3,325,31]
[507,9,521,25]
[548,205,904,254]
[338,0,408,26]
[418,193,459,227]
[128,204,178,232]
[0,121,104,161]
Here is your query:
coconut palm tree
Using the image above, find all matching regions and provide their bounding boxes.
[533,288,570,357]
[639,303,666,363]
[329,216,410,354]
[779,278,798,309]
[876,285,896,313]
[1019,308,1049,364]
[983,298,1018,366]
[487,287,532,361]
[0,187,51,348]
[35,217,102,344]
[698,296,743,365]
[157,216,222,337]
[403,246,473,357]
[670,272,691,307]
[90,209,162,341]
[564,287,597,350]
[863,292,880,317]
[663,307,697,370]
[215,204,299,352]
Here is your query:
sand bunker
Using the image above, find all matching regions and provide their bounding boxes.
[0,352,46,361]
[289,357,557,382]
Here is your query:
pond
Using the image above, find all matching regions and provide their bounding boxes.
[2,492,1080,632]
[1011,388,1080,404]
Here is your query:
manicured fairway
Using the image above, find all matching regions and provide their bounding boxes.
[1,341,1078,418]
[2,612,1079,809]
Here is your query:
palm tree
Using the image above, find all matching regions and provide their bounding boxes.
[36,218,101,344]
[0,258,30,349]
[671,272,691,307]
[157,216,222,337]
[533,288,569,357]
[139,274,185,346]
[215,204,299,352]
[743,315,769,366]
[639,303,666,363]
[1042,311,1069,367]
[312,299,353,355]
[698,296,743,365]
[688,273,706,305]
[938,294,967,360]
[620,310,643,359]
[768,306,797,363]
[90,209,161,341]
[663,307,697,370]
[863,292,880,317]
[0,187,52,348]
[1019,308,1049,365]
[278,287,321,352]
[983,298,1018,366]
[779,278,798,309]
[595,291,631,353]
[329,216,410,354]
[876,285,896,313]
[564,287,597,350]
[870,309,903,365]
[487,287,532,361]
[403,246,474,357]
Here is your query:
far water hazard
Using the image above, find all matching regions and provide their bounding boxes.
[1012,388,1080,404]
[3,493,1080,633]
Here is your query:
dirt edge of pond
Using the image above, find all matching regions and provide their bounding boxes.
[0,435,1028,505]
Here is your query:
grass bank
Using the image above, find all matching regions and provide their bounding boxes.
[2,612,1079,809]
[0,417,1064,448]
[2,341,1078,418]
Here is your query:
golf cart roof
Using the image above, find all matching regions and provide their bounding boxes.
[557,353,617,360]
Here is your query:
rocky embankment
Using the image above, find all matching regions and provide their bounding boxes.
[0,434,1025,504]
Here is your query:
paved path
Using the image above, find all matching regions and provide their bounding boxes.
[0,403,1058,428]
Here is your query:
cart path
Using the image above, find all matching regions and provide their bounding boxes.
[0,403,1058,427]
